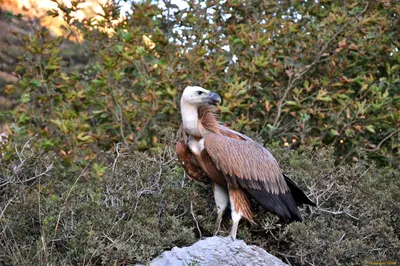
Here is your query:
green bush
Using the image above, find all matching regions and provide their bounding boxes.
[0,132,198,264]
[1,133,398,265]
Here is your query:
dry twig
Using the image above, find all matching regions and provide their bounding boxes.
[190,201,202,239]
[318,207,360,221]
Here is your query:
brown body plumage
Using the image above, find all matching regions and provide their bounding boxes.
[177,86,315,239]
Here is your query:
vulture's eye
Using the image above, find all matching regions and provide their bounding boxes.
[196,91,203,95]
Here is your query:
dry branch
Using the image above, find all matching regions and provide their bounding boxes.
[272,4,369,128]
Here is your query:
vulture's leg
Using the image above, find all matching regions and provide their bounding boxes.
[228,186,253,240]
[212,183,228,235]
[229,196,242,241]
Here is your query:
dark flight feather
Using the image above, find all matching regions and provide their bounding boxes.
[284,174,316,207]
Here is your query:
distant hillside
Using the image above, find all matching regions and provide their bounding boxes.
[0,7,27,109]
[0,2,91,115]
[0,9,22,85]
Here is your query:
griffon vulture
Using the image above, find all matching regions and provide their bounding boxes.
[176,86,315,240]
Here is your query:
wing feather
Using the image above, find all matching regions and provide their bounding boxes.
[204,133,304,221]
[204,133,288,194]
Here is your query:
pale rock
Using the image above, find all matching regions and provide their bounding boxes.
[150,236,288,266]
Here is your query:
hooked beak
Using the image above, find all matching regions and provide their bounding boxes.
[204,91,222,105]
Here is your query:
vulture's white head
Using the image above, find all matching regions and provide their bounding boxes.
[180,86,222,136]
[180,86,222,108]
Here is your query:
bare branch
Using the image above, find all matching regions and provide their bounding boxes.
[338,233,346,243]
[190,201,202,239]
[54,161,92,236]
[0,196,16,220]
[13,134,38,174]
[272,4,369,128]
[0,135,53,188]
[273,71,293,128]
[21,163,53,184]
[112,142,125,171]
[318,208,360,221]
[360,129,400,152]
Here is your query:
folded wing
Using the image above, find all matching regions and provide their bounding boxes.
[204,133,303,221]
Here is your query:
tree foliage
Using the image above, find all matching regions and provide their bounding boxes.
[0,0,399,166]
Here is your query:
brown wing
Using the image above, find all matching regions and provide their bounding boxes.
[204,133,288,193]
[219,125,253,141]
[204,133,303,221]
[218,126,316,207]
[176,140,208,185]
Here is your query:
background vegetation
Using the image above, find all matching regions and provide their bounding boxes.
[0,0,399,265]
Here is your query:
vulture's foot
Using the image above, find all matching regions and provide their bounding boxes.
[230,220,239,241]
[214,212,223,236]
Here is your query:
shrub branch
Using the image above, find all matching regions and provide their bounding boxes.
[273,4,369,128]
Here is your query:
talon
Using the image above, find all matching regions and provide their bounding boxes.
[230,220,238,240]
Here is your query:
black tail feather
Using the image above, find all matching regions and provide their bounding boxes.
[247,189,303,222]
[283,174,316,207]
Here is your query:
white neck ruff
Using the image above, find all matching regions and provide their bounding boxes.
[181,101,201,137]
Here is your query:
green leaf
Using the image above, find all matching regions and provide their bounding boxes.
[317,96,332,102]
[45,65,59,70]
[77,133,93,142]
[30,79,41,88]
[92,79,106,86]
[365,125,375,133]
[304,80,309,89]
[93,163,107,177]
[40,140,55,149]
[330,129,339,136]
[286,101,300,107]
[20,93,30,103]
